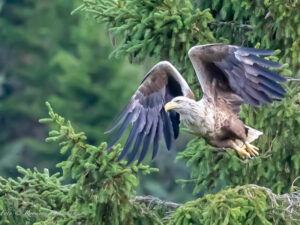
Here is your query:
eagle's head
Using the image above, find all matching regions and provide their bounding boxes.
[164,96,197,115]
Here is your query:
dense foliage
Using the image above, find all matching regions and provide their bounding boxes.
[0,104,299,224]
[0,0,140,177]
[0,0,193,202]
[77,0,300,195]
[199,0,300,72]
[168,184,300,225]
[0,0,299,224]
[0,103,158,225]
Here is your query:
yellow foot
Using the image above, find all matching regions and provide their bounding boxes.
[245,142,259,156]
[236,145,250,158]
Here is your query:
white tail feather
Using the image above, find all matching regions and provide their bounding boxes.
[245,125,263,143]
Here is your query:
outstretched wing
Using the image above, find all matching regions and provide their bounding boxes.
[188,44,286,113]
[106,61,194,165]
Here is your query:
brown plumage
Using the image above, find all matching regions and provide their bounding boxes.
[106,44,286,165]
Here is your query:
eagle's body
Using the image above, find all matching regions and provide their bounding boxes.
[179,98,215,138]
[106,44,286,165]
[173,95,259,154]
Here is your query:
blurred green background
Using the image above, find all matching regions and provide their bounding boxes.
[0,0,194,202]
[1,0,299,205]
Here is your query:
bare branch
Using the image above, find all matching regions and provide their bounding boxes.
[132,195,182,210]
[287,78,300,81]
[209,21,254,29]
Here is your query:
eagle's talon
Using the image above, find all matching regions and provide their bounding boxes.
[245,142,259,156]
[236,145,250,158]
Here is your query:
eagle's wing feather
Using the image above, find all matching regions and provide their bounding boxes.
[188,44,286,113]
[106,61,194,165]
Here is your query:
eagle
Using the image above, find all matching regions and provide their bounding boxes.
[105,44,286,165]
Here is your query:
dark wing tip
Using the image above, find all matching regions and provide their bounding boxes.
[238,47,275,56]
[152,117,162,160]
[104,103,132,134]
[126,132,145,166]
[258,75,286,95]
[247,55,282,68]
[277,74,287,82]
[105,110,136,150]
[136,123,157,165]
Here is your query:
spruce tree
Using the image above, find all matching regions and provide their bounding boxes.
[0,0,141,178]
[75,0,299,194]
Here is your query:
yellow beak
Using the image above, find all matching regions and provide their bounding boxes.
[164,101,178,112]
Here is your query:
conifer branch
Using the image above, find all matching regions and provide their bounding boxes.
[7,195,65,217]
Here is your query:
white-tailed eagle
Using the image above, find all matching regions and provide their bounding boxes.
[106,44,286,165]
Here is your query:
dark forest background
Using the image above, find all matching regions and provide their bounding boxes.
[0,0,300,224]
[0,0,299,207]
[0,0,194,203]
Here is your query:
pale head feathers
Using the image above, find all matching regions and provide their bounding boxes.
[165,96,198,115]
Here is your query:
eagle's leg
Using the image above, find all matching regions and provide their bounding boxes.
[210,139,250,158]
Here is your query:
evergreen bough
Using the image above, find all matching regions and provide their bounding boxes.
[75,0,300,195]
[1,102,159,225]
[0,103,299,224]
[1,0,300,224]
[168,185,300,225]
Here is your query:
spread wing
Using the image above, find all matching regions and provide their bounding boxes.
[188,44,286,113]
[106,61,194,165]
